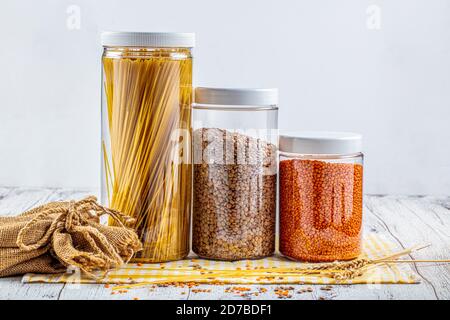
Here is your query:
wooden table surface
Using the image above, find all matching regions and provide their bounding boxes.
[0,187,449,300]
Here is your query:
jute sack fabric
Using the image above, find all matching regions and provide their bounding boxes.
[0,196,142,278]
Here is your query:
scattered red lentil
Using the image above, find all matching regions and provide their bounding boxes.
[224,286,264,298]
[192,289,211,293]
[274,286,295,299]
[279,159,363,262]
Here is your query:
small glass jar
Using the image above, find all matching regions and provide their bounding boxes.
[100,32,194,262]
[192,88,278,260]
[279,132,364,262]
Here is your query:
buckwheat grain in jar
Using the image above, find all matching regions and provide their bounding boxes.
[192,88,278,260]
[279,132,363,262]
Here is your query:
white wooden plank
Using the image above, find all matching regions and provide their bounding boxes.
[338,197,441,300]
[59,283,189,300]
[0,188,94,216]
[185,283,434,300]
[365,195,450,300]
[47,189,97,202]
[186,284,315,300]
[0,277,65,300]
[0,187,13,198]
[322,283,435,300]
[0,188,449,300]
[0,188,54,216]
[395,196,450,299]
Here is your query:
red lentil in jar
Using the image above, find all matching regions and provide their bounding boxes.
[278,132,364,262]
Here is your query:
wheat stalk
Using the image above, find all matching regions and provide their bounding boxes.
[106,244,449,289]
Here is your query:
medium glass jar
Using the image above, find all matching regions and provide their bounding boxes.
[192,88,278,260]
[279,132,364,262]
[100,32,194,262]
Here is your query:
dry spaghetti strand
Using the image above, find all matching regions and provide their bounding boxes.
[102,48,192,262]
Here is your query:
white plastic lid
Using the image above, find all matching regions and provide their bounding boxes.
[279,132,363,155]
[195,87,278,106]
[101,32,195,48]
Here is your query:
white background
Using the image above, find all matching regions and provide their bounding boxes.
[0,0,449,195]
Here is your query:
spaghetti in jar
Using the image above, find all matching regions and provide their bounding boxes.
[100,32,194,262]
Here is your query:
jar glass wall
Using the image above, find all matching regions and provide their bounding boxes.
[279,133,364,262]
[192,88,278,260]
[100,32,194,262]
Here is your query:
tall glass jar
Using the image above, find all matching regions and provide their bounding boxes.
[192,88,278,260]
[279,132,364,262]
[100,32,194,262]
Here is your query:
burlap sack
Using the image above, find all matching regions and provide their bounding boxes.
[0,196,142,278]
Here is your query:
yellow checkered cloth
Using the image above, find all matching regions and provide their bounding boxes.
[22,234,419,285]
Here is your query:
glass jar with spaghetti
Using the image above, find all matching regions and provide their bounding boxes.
[279,132,364,262]
[192,88,278,260]
[100,32,194,262]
